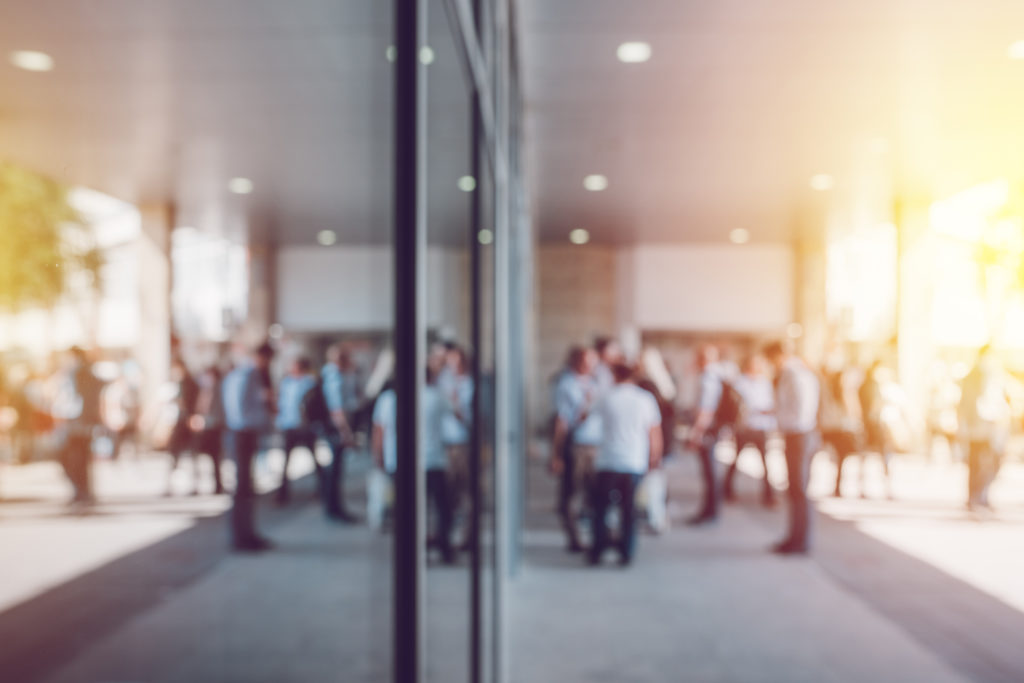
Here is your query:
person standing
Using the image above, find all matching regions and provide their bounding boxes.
[685,344,728,525]
[723,353,777,507]
[321,343,358,521]
[593,336,623,395]
[440,347,474,534]
[274,356,323,504]
[222,343,276,552]
[764,341,820,555]
[550,346,599,553]
[52,347,103,506]
[959,345,1012,511]
[588,363,662,566]
[165,358,199,496]
[191,365,226,495]
[423,369,455,563]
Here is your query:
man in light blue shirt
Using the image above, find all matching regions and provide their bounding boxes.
[685,344,728,525]
[222,342,275,552]
[764,340,820,555]
[321,343,359,522]
[550,346,599,552]
[723,354,777,507]
[274,356,323,504]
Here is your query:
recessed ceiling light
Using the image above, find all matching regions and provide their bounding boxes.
[457,175,476,192]
[317,230,337,246]
[809,174,834,191]
[617,42,652,64]
[583,174,608,192]
[268,323,284,339]
[1008,40,1024,60]
[569,229,590,245]
[786,322,804,339]
[478,229,494,245]
[228,177,254,194]
[729,228,750,245]
[419,46,435,65]
[10,50,53,72]
[385,45,397,63]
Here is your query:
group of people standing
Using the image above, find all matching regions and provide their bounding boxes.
[551,335,1018,565]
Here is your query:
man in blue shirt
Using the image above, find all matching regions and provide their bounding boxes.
[550,346,599,552]
[320,343,358,522]
[275,356,323,504]
[222,342,276,552]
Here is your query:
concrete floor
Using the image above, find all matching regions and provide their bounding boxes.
[0,446,1022,682]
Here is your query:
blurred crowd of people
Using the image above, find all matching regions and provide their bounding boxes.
[547,336,1021,566]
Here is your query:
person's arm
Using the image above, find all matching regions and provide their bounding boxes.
[372,423,385,469]
[550,416,568,475]
[648,424,663,470]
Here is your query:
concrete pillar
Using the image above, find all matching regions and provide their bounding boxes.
[794,210,828,367]
[240,243,276,345]
[135,204,173,419]
[896,198,934,438]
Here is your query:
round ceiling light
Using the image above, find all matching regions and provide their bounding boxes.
[583,174,608,192]
[729,228,750,245]
[317,230,337,246]
[10,50,54,72]
[617,42,652,64]
[809,174,834,191]
[228,177,254,195]
[457,175,477,192]
[1009,40,1024,60]
[569,229,591,245]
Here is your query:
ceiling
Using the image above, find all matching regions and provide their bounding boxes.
[0,0,474,246]
[3,1,1024,247]
[520,0,1024,244]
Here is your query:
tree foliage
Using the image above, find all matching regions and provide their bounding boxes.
[0,163,103,312]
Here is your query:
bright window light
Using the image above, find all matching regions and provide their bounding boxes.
[317,230,337,246]
[228,177,254,195]
[729,228,750,244]
[583,175,608,192]
[569,229,590,245]
[10,50,54,72]
[458,175,477,192]
[617,42,652,64]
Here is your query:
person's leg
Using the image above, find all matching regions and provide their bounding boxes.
[427,470,454,563]
[208,429,225,494]
[277,430,297,503]
[776,432,811,552]
[70,433,94,503]
[558,442,582,551]
[618,473,641,565]
[689,433,719,523]
[588,471,612,565]
[753,431,773,504]
[722,434,743,502]
[230,431,264,548]
[979,443,1000,508]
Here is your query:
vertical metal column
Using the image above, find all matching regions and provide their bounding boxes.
[394,0,426,681]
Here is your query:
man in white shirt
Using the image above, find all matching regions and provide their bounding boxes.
[685,344,728,525]
[764,341,820,555]
[723,354,777,507]
[588,363,663,566]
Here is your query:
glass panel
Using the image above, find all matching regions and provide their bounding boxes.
[423,0,475,680]
[0,3,394,681]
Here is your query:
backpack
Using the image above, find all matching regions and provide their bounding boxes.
[301,379,331,427]
[712,380,744,431]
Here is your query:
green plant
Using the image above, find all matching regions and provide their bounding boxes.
[0,162,104,312]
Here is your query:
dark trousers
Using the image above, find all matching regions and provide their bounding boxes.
[427,469,454,562]
[590,471,642,564]
[695,433,720,519]
[967,440,1002,508]
[723,429,772,500]
[823,428,860,496]
[781,431,818,550]
[557,437,582,548]
[277,428,324,501]
[229,430,261,545]
[318,425,349,518]
[194,428,225,493]
[60,432,93,502]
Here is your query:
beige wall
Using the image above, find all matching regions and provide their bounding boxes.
[533,245,619,427]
